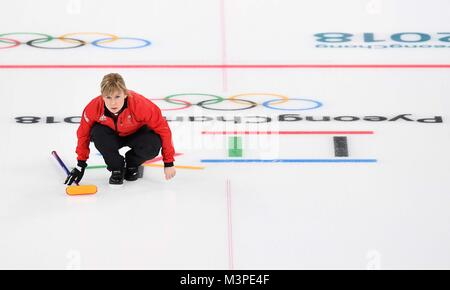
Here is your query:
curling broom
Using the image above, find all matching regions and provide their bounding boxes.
[51,151,97,195]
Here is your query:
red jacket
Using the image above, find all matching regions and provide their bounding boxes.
[76,90,175,164]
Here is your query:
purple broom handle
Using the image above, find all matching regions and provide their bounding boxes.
[51,151,79,186]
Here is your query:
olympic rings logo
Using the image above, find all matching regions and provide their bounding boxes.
[0,32,151,49]
[149,93,323,111]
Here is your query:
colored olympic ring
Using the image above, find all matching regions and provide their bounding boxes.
[262,98,323,110]
[159,93,323,111]
[0,32,53,44]
[0,38,20,49]
[92,37,151,49]
[27,37,86,49]
[165,93,225,106]
[197,98,258,111]
[148,98,191,111]
[0,32,151,49]
[229,93,289,106]
[58,32,119,44]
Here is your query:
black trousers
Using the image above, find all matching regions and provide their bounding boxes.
[90,123,162,171]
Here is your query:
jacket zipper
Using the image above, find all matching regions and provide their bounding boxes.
[114,118,118,132]
[112,113,121,132]
[105,107,124,132]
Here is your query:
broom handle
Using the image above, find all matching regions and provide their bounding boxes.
[51,151,79,186]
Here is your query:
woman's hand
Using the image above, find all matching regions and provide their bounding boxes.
[164,166,176,180]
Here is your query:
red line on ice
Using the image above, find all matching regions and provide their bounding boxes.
[1,64,450,69]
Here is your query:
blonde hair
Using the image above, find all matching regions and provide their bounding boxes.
[100,73,128,96]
